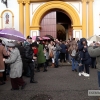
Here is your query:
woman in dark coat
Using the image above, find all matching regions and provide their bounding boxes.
[82,48,91,76]
[78,38,91,77]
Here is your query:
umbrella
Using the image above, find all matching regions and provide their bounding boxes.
[45,35,54,40]
[0,29,2,32]
[42,36,50,40]
[87,35,100,42]
[0,28,25,41]
[32,36,43,41]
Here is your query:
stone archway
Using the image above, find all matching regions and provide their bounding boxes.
[31,1,81,27]
[30,1,82,38]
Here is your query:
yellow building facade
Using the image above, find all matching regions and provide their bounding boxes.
[0,0,96,39]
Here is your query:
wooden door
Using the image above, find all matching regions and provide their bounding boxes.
[40,11,56,38]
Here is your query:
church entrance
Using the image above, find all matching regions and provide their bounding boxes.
[40,10,72,41]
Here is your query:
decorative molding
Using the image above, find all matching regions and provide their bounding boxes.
[81,0,87,2]
[30,26,40,30]
[17,0,24,4]
[81,0,94,3]
[72,25,82,29]
[32,3,43,15]
[24,0,30,4]
[30,0,82,2]
[68,2,81,14]
[31,1,81,27]
[0,10,14,29]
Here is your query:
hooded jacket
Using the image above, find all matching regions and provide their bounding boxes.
[88,46,100,70]
[78,38,87,59]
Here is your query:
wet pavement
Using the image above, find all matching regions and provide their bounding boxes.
[0,66,99,100]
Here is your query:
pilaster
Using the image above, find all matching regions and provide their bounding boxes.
[82,0,87,38]
[18,0,24,34]
[88,0,94,37]
[24,0,30,37]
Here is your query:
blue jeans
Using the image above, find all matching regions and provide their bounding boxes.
[55,51,60,66]
[97,71,100,87]
[71,57,78,70]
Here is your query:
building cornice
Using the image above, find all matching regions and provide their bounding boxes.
[30,0,81,3]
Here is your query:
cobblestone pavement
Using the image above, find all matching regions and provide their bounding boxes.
[0,66,99,100]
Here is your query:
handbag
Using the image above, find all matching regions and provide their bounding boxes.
[49,51,54,58]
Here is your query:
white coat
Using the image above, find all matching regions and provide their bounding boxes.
[5,48,22,78]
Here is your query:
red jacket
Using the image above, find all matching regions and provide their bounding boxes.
[33,48,38,56]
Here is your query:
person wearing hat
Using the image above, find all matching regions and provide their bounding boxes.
[24,36,32,46]
[3,42,26,90]
[23,36,32,77]
[24,41,38,83]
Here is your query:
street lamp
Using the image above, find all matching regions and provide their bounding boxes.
[1,0,8,8]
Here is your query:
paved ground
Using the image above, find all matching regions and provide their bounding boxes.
[0,66,99,100]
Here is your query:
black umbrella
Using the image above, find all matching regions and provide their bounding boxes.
[45,35,54,40]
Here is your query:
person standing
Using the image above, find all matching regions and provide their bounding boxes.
[24,37,38,83]
[68,38,78,72]
[23,36,32,77]
[48,41,55,68]
[0,39,8,85]
[37,41,47,72]
[82,47,91,77]
[78,38,91,77]
[55,39,62,68]
[60,41,67,62]
[3,43,26,90]
[88,43,100,90]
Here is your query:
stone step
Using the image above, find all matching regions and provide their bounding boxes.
[49,62,72,66]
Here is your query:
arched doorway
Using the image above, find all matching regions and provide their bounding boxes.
[40,10,72,40]
[31,1,81,38]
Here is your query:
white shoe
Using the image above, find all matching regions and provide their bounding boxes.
[78,73,82,76]
[84,73,90,77]
[81,72,86,76]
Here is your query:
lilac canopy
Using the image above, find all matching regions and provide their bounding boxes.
[0,28,26,41]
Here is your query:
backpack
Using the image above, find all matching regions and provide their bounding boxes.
[71,49,76,56]
[74,51,80,62]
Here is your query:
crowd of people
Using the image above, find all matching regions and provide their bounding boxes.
[0,35,100,91]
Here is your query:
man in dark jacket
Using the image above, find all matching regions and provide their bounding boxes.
[23,36,32,77]
[60,41,67,62]
[24,36,37,83]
